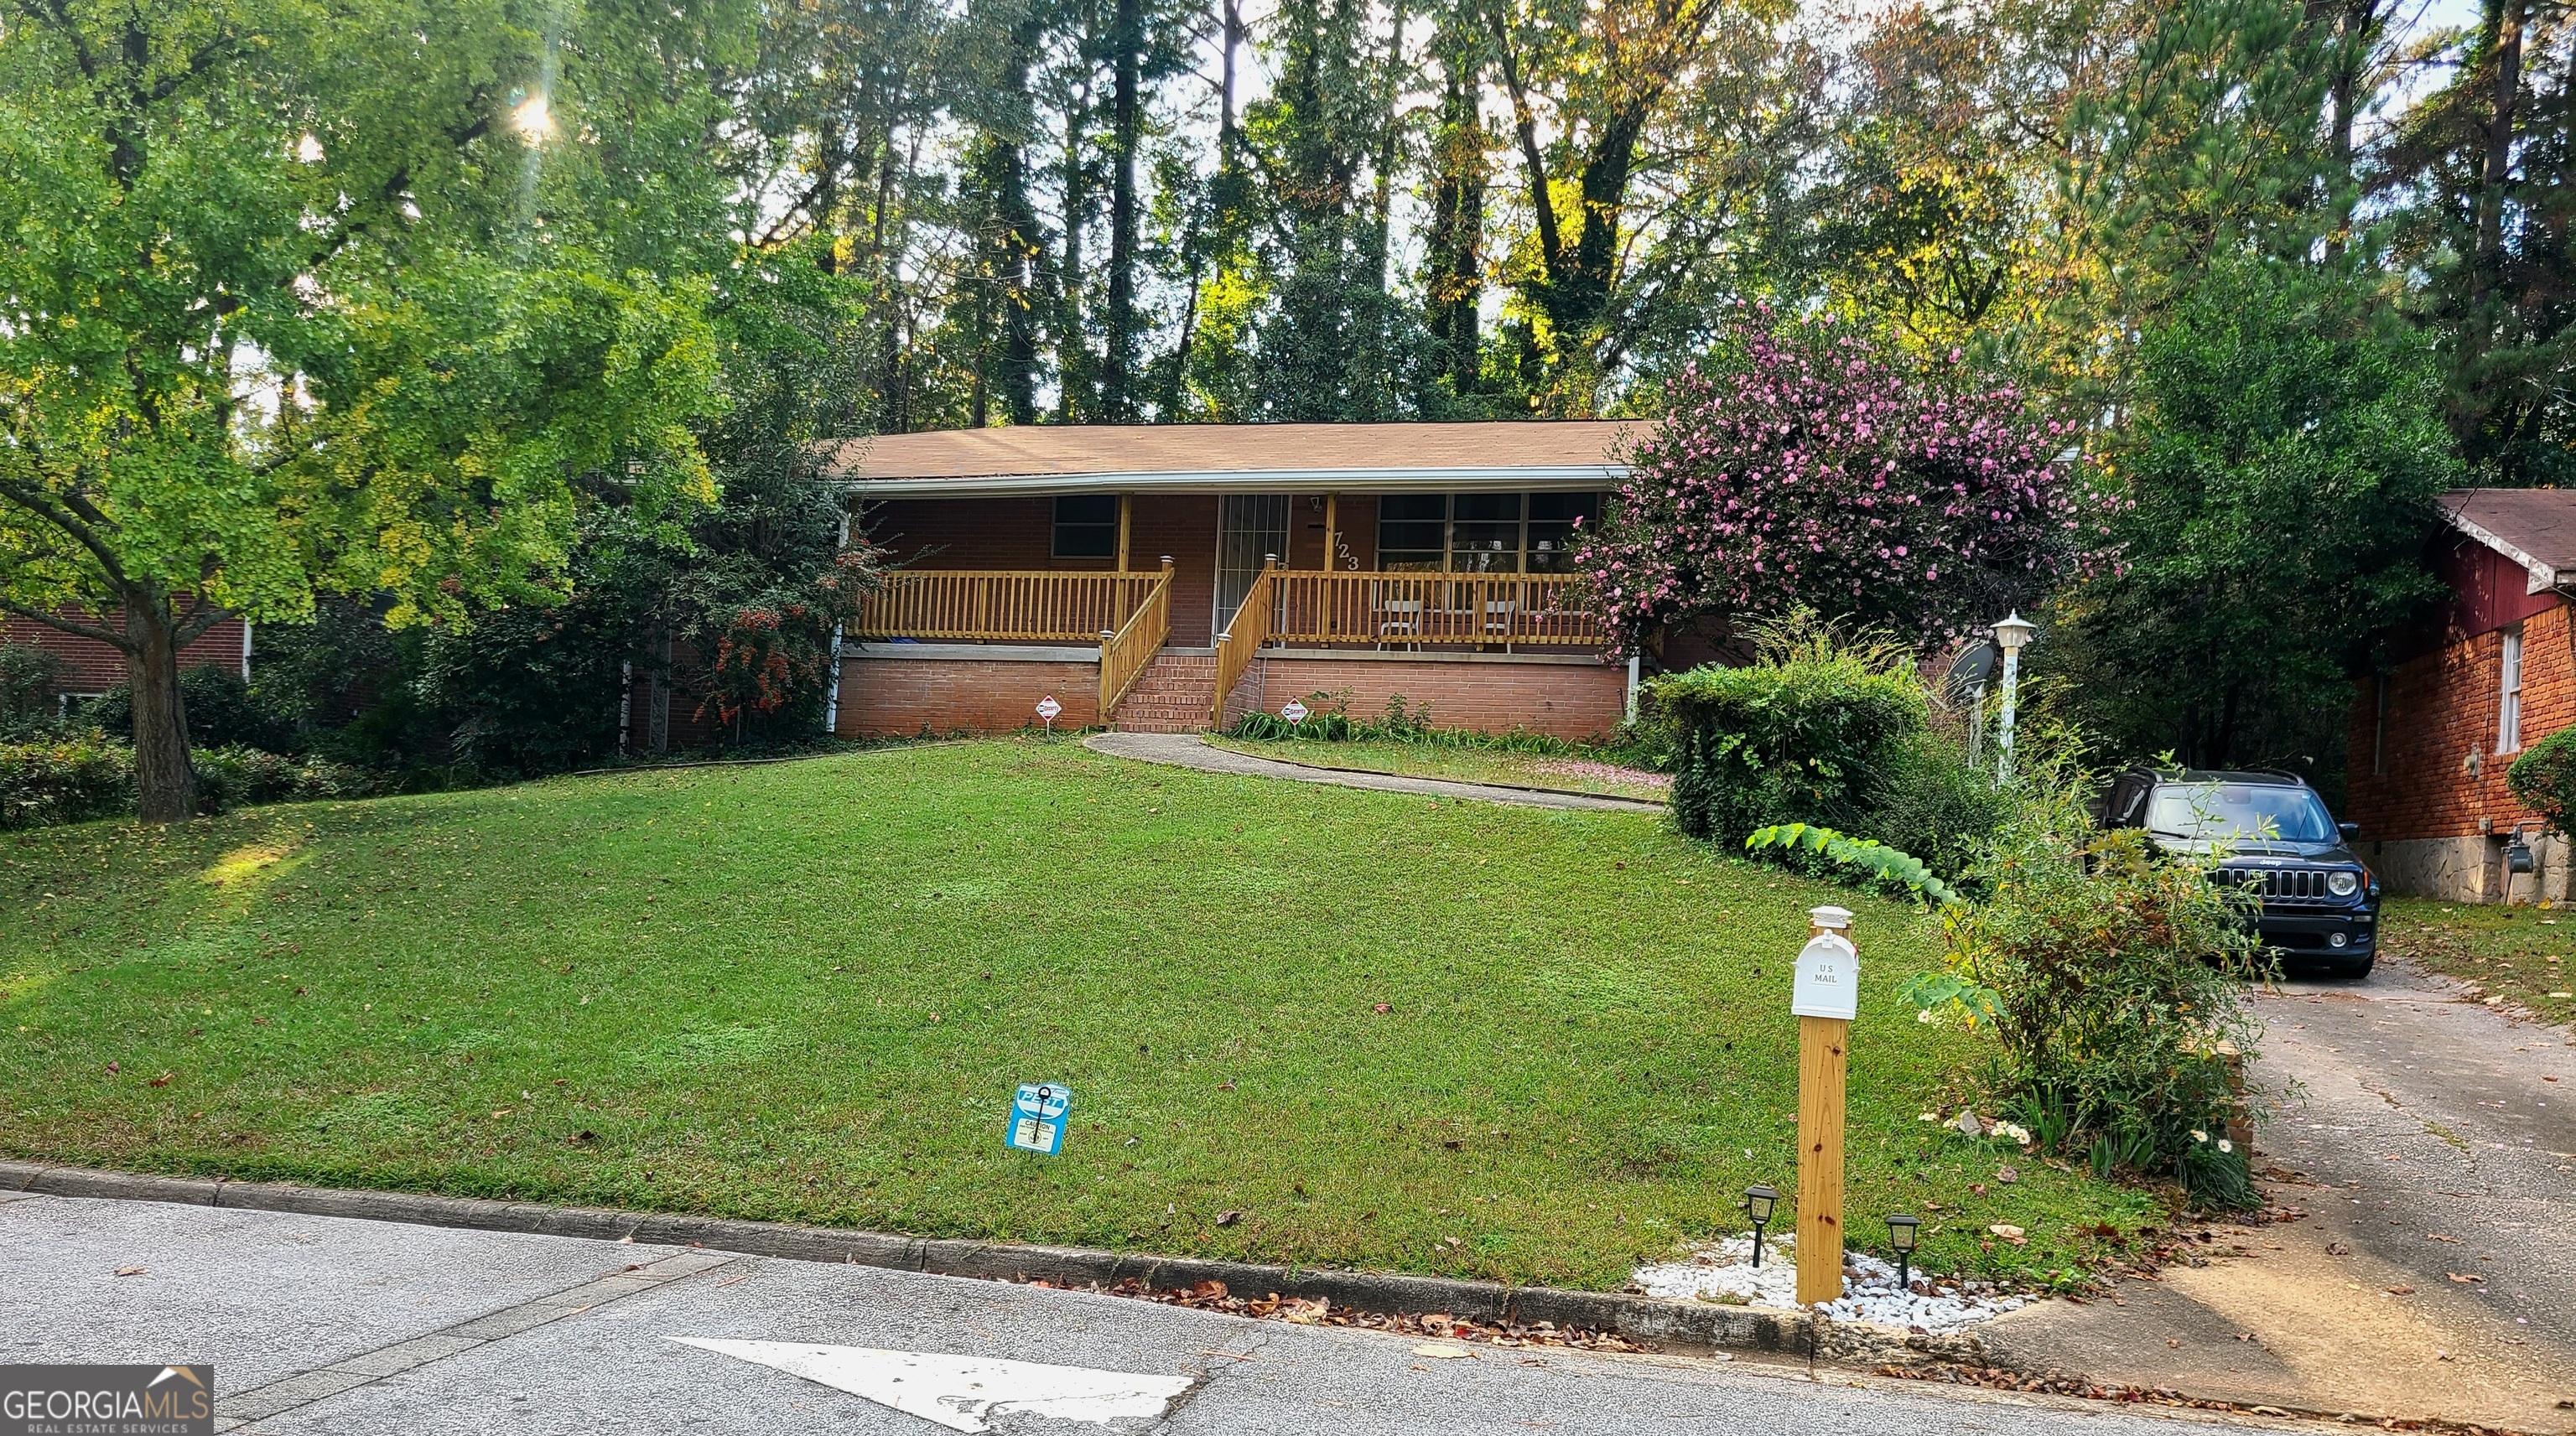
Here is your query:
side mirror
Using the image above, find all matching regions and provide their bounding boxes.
[2339,822,2360,842]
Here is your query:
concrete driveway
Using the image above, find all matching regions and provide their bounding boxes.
[1983,956,2576,1432]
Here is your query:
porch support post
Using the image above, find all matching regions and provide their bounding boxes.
[1322,493,1337,569]
[1117,493,1132,573]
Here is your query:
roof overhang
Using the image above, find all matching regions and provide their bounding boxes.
[2444,505,2571,594]
[839,465,1628,500]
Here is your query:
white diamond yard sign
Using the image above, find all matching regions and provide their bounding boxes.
[1790,931,1860,1021]
[670,1339,1195,1433]
[1036,695,1062,723]
[1280,699,1309,724]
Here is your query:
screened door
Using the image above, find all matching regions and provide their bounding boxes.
[1214,494,1289,635]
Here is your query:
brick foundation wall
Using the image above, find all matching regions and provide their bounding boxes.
[834,651,1100,737]
[1228,654,1627,742]
[3,614,252,697]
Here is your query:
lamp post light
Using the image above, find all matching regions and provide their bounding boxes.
[1743,1184,1779,1268]
[1991,613,2037,782]
[1887,1213,1921,1293]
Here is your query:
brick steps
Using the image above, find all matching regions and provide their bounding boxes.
[1112,653,1218,733]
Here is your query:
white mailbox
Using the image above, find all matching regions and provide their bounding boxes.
[1791,931,1860,1021]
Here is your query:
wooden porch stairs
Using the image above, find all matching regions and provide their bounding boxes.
[1110,653,1218,733]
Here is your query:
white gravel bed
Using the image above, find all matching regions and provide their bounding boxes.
[1630,1234,2034,1334]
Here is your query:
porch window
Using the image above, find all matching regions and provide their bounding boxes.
[2499,625,2523,754]
[1052,495,1119,558]
[1374,492,1601,573]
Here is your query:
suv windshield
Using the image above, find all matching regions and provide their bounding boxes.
[2148,783,2336,842]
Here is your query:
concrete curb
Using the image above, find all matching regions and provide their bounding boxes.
[0,1159,1976,1369]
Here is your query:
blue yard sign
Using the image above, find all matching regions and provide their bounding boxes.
[1005,1082,1073,1155]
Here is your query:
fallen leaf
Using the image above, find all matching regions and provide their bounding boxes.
[1373,1003,1391,1013]
[147,1072,172,1087]
[1214,1210,1244,1227]
[105,1061,118,1075]
[1987,1223,2026,1241]
[1995,1165,2019,1185]
[2428,1233,2462,1244]
[114,1267,145,1278]
[2446,1272,2484,1283]
[1411,1344,1472,1359]
[2386,1286,2415,1295]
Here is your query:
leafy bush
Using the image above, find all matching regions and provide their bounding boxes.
[0,642,67,737]
[0,729,132,828]
[1868,730,2013,884]
[1902,754,2268,1205]
[0,730,381,829]
[1650,614,1929,847]
[1744,822,1958,907]
[2506,726,2576,834]
[84,663,299,754]
[1228,691,1431,744]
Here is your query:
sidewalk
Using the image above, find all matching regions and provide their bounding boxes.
[1083,731,1668,812]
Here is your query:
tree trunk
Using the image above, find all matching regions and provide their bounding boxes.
[1104,0,1143,421]
[124,592,196,822]
[2470,0,2527,331]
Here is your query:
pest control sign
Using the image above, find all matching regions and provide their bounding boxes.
[1280,699,1309,724]
[1790,931,1860,1021]
[1036,695,1062,723]
[1005,1082,1072,1155]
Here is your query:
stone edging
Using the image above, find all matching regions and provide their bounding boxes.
[1193,737,1670,810]
[0,1159,1976,1370]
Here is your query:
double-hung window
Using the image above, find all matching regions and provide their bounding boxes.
[2499,625,2524,754]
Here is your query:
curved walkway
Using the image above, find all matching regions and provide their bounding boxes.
[1083,730,1668,813]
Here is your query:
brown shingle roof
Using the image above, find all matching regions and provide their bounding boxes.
[823,421,1644,495]
[2443,489,2576,588]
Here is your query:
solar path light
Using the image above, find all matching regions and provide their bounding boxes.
[1887,1213,1921,1292]
[1742,1185,1779,1268]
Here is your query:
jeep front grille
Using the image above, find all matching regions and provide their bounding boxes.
[2235,868,2340,903]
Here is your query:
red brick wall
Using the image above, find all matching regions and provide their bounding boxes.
[2346,598,2575,841]
[834,656,1099,738]
[3,614,251,697]
[1231,656,1627,742]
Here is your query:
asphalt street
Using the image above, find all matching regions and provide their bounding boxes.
[5,1191,2294,1436]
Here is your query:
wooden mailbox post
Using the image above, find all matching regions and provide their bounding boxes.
[1793,905,1857,1307]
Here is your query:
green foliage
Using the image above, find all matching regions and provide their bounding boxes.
[2055,259,2459,775]
[1744,822,1959,907]
[1905,752,2270,1205]
[0,730,132,829]
[1,729,381,829]
[86,665,297,755]
[0,644,66,738]
[2506,727,2576,837]
[1228,691,1431,742]
[1868,731,2015,884]
[1650,614,1931,847]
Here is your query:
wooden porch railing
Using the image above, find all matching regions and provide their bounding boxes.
[1098,560,1176,718]
[853,569,1166,643]
[1209,558,1279,727]
[1266,571,1602,647]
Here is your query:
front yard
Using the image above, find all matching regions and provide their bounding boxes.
[1202,734,1672,802]
[1,739,2149,1290]
[2381,897,2576,1026]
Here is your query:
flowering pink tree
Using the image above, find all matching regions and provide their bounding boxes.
[1579,311,2101,651]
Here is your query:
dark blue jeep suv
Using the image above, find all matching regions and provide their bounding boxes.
[2100,768,2381,978]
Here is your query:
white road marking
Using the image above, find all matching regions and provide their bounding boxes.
[669,1337,1196,1433]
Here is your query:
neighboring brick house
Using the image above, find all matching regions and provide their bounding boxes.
[2345,489,2576,902]
[827,422,1645,742]
[3,611,252,706]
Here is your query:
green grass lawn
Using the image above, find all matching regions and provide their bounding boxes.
[1202,735,1672,803]
[2382,897,2576,1026]
[1,738,2149,1290]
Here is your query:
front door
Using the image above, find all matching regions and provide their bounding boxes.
[1214,494,1288,635]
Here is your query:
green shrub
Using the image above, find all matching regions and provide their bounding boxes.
[0,729,134,828]
[2507,726,2576,833]
[1901,754,2269,1206]
[1744,822,1958,907]
[0,643,67,738]
[1649,614,1929,846]
[1869,731,2012,884]
[83,663,299,754]
[195,748,385,810]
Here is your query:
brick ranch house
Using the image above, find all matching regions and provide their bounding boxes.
[2345,487,2576,902]
[823,422,1645,741]
[2,611,251,708]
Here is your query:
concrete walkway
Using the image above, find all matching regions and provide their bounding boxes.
[1982,956,2576,1431]
[1083,731,1669,813]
